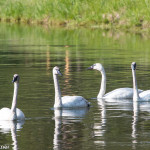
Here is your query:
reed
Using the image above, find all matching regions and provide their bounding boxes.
[0,0,150,31]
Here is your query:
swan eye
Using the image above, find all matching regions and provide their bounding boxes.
[92,64,96,68]
[56,68,60,72]
[56,68,62,75]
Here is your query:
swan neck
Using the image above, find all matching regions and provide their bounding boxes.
[132,69,139,101]
[11,82,18,113]
[53,73,62,108]
[97,69,106,98]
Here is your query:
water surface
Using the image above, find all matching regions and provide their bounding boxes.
[0,23,150,150]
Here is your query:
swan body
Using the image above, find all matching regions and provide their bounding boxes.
[88,63,143,99]
[104,88,142,99]
[139,90,150,101]
[0,74,25,121]
[131,62,150,101]
[0,108,24,121]
[61,96,89,107]
[53,66,90,108]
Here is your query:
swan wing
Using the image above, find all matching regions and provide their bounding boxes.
[139,90,150,101]
[104,88,142,99]
[0,108,13,120]
[62,96,90,108]
[0,108,25,120]
[16,108,25,120]
[0,107,11,113]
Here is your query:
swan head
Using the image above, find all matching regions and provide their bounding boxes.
[131,62,136,70]
[12,74,20,83]
[53,66,62,76]
[88,63,104,72]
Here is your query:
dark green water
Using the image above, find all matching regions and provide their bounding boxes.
[0,23,150,150]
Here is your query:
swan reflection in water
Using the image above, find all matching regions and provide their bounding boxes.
[53,108,89,150]
[132,101,139,149]
[132,101,150,149]
[92,99,106,146]
[0,120,24,150]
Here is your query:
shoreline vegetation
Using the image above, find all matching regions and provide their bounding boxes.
[1,0,150,32]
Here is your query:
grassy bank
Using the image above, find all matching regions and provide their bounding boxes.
[0,0,150,32]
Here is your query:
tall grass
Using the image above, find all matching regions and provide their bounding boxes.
[0,0,150,30]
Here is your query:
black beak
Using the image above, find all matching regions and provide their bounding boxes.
[131,62,136,70]
[12,76,18,83]
[58,70,63,76]
[87,66,93,70]
[59,72,63,76]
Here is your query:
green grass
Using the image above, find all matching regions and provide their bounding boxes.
[0,0,150,31]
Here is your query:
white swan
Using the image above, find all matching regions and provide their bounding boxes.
[88,63,143,99]
[53,66,90,108]
[131,62,150,101]
[0,74,25,120]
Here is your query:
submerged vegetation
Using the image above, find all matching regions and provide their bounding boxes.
[0,0,150,32]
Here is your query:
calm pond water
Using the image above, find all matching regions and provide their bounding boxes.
[0,23,150,150]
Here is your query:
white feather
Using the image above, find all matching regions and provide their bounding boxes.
[139,90,150,101]
[104,88,143,99]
